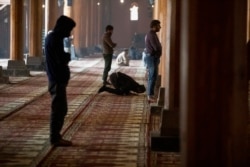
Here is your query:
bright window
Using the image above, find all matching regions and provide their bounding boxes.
[130,3,138,21]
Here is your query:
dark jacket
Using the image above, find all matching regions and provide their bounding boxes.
[45,15,76,84]
[145,30,162,57]
[102,32,116,54]
[110,72,145,95]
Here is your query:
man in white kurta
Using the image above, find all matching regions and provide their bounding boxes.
[116,49,129,66]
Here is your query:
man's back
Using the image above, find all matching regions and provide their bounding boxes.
[98,72,145,95]
[110,72,140,93]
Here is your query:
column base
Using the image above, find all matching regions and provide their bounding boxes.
[150,132,180,152]
[157,87,165,106]
[26,57,45,71]
[149,107,180,152]
[0,66,9,83]
[5,60,30,76]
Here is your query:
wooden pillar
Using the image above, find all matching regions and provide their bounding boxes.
[63,0,72,17]
[72,0,89,57]
[157,0,168,89]
[45,0,61,33]
[150,0,181,152]
[168,0,180,113]
[247,0,250,81]
[84,0,90,47]
[10,0,24,61]
[248,0,250,41]
[8,0,29,76]
[72,0,82,57]
[29,0,43,57]
[89,0,94,47]
[90,0,100,45]
[25,0,45,71]
[96,0,101,45]
[180,0,248,166]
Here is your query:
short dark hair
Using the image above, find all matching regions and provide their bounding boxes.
[150,20,160,28]
[106,25,114,31]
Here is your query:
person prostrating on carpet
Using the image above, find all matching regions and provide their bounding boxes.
[98,72,146,95]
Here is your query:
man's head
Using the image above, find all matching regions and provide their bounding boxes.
[124,48,129,53]
[53,15,76,37]
[106,25,114,33]
[136,85,146,93]
[150,20,161,32]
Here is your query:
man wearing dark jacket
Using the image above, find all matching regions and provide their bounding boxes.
[45,15,76,147]
[98,72,146,95]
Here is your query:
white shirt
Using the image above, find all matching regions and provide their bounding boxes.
[116,51,129,66]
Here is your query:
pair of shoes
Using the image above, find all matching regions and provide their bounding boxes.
[98,85,106,93]
[147,96,156,103]
[103,81,111,85]
[51,138,72,147]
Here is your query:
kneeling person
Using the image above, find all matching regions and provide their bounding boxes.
[116,49,129,66]
[98,72,145,95]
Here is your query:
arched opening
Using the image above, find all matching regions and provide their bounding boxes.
[130,2,138,21]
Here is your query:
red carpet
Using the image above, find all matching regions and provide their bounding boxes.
[0,57,180,167]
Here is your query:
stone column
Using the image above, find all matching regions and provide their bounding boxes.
[7,0,29,76]
[26,0,44,71]
[180,0,248,166]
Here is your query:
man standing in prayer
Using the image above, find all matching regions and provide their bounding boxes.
[145,20,162,103]
[45,15,76,147]
[102,25,117,85]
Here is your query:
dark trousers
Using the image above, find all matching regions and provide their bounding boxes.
[48,82,68,143]
[102,54,113,82]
